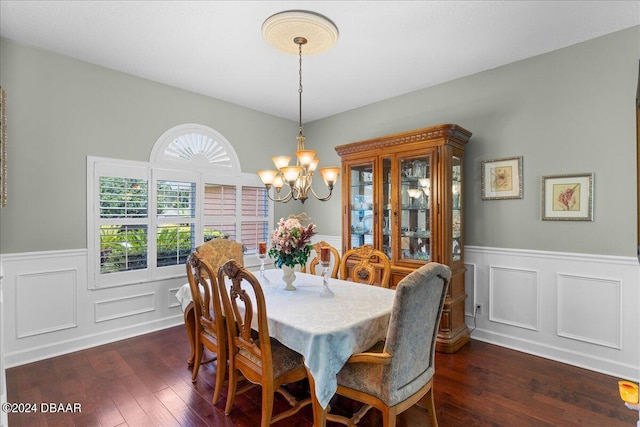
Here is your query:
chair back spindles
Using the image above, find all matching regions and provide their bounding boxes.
[340,244,391,288]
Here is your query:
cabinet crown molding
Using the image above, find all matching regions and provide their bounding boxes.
[335,124,472,156]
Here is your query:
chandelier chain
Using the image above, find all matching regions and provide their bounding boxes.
[298,40,303,134]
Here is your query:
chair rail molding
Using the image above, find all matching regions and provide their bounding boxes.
[465,245,640,381]
[1,243,637,384]
[1,249,185,368]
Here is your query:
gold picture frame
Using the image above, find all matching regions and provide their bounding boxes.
[541,173,594,221]
[481,156,523,200]
[0,86,6,208]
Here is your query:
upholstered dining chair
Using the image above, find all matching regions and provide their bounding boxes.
[218,260,312,427]
[196,238,244,272]
[184,238,244,368]
[303,240,341,278]
[185,251,227,405]
[339,244,392,288]
[328,262,451,427]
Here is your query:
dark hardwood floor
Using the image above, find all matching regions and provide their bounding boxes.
[6,325,636,426]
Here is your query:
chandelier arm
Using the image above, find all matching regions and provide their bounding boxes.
[308,184,334,201]
[265,185,294,203]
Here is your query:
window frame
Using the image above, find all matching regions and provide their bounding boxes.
[87,125,273,289]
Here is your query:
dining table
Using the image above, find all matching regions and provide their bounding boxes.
[176,267,396,426]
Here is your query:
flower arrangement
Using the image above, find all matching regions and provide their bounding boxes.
[269,217,317,269]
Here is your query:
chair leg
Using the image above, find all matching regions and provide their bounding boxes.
[192,341,203,382]
[212,350,226,405]
[260,385,275,427]
[224,368,239,415]
[184,305,196,367]
[424,388,438,427]
[382,406,397,427]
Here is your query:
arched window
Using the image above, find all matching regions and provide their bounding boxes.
[150,123,241,171]
[87,124,272,289]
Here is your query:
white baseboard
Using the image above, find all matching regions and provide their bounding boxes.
[4,315,183,368]
[470,327,639,381]
[465,245,640,382]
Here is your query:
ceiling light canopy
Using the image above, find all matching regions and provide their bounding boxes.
[258,10,340,204]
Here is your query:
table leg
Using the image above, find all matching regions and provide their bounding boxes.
[306,366,328,427]
[184,302,196,367]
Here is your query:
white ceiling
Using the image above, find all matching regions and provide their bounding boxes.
[1,1,638,122]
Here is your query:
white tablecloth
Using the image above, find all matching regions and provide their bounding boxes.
[176,268,395,409]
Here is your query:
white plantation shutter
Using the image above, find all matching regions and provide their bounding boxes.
[240,186,269,255]
[88,124,272,289]
[91,162,151,287]
[203,184,237,241]
[156,180,196,268]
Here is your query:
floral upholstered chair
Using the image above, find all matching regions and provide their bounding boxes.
[196,238,244,272]
[329,262,451,427]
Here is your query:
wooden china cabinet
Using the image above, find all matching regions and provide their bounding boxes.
[335,124,472,353]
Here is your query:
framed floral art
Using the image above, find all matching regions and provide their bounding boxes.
[481,156,523,200]
[541,173,594,221]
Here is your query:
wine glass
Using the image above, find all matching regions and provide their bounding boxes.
[318,247,334,297]
[258,242,270,284]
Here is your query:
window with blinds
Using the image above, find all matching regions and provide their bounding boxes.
[98,177,149,274]
[240,186,269,255]
[156,180,196,267]
[203,184,237,241]
[88,125,273,289]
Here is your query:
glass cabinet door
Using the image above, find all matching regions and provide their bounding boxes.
[348,162,374,250]
[381,157,392,259]
[452,155,462,261]
[398,154,432,263]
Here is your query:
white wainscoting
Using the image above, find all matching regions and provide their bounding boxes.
[1,244,638,385]
[0,262,7,427]
[465,246,640,381]
[1,249,185,368]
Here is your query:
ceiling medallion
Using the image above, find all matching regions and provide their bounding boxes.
[262,10,339,55]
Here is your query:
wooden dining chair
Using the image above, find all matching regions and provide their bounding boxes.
[339,244,391,288]
[328,262,451,427]
[185,251,228,405]
[303,240,341,278]
[218,260,312,427]
[184,238,244,368]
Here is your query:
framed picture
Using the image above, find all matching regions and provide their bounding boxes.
[0,86,6,208]
[541,173,593,221]
[481,156,523,200]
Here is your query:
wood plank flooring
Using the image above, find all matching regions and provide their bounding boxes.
[6,325,636,426]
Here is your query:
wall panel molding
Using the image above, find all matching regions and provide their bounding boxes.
[16,269,77,338]
[489,266,539,331]
[1,248,185,368]
[94,292,156,323]
[1,245,638,382]
[557,273,621,349]
[466,246,639,381]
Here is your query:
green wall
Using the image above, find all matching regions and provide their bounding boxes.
[1,26,639,256]
[0,37,296,253]
[303,26,640,257]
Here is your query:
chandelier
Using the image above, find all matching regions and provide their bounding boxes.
[258,11,340,204]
